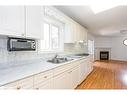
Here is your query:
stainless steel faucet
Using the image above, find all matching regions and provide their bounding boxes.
[54,54,58,59]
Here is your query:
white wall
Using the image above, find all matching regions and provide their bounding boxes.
[94,36,127,61]
[111,36,127,61]
[95,36,112,48]
[87,33,94,41]
[94,37,112,60]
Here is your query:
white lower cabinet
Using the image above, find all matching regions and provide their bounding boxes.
[85,55,94,76]
[0,81,18,89]
[88,55,94,74]
[0,56,94,89]
[16,77,34,89]
[79,55,94,84]
[70,66,79,88]
[53,62,80,89]
[33,70,53,89]
[34,79,53,89]
[53,71,71,89]
[79,59,87,83]
[0,76,34,89]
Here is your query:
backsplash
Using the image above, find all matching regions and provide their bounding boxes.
[64,43,88,55]
[0,37,88,63]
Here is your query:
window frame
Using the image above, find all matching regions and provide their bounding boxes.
[51,24,60,50]
[41,22,50,50]
[38,17,64,53]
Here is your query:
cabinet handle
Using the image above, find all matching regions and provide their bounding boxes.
[44,76,47,78]
[17,86,21,90]
[21,33,25,36]
[36,88,39,90]
[68,71,72,73]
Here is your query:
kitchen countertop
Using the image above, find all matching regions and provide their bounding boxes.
[0,55,89,86]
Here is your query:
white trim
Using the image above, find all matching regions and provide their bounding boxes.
[38,16,64,54]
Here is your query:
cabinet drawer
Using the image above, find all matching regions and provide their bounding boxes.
[0,81,18,89]
[34,79,53,89]
[34,70,53,85]
[53,64,71,76]
[53,61,79,76]
[0,76,33,89]
[79,58,87,63]
[70,61,80,68]
[16,76,33,89]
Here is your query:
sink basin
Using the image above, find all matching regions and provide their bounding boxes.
[74,53,89,56]
[47,57,74,64]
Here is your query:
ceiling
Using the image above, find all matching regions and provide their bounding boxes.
[55,6,127,37]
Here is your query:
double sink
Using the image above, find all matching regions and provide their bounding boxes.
[47,53,89,64]
[47,57,74,64]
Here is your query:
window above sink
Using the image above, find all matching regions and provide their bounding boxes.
[38,16,64,53]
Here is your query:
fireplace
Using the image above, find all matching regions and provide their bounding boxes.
[100,51,109,60]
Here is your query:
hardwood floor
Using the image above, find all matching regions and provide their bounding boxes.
[76,60,127,89]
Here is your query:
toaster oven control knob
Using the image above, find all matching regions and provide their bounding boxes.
[21,33,25,37]
[31,42,36,49]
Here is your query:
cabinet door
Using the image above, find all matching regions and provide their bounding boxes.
[81,26,85,41]
[0,6,24,37]
[79,59,88,83]
[75,23,88,42]
[64,20,76,43]
[70,66,79,89]
[75,23,80,41]
[64,21,73,43]
[75,23,82,41]
[26,6,43,39]
[83,27,88,42]
[53,72,70,89]
[87,55,94,74]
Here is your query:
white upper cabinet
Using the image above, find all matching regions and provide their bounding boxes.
[0,6,44,39]
[25,6,43,39]
[64,19,76,43]
[75,22,88,42]
[0,6,87,41]
[83,27,88,42]
[81,25,87,42]
[0,6,24,37]
[64,16,88,43]
[75,23,81,41]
